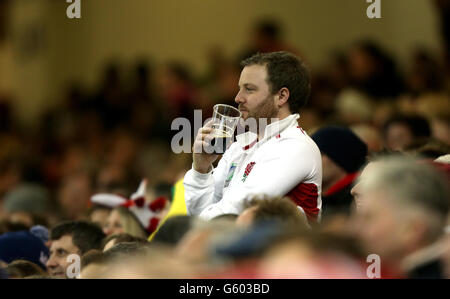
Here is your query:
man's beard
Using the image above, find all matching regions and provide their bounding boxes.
[240,94,278,123]
[239,95,279,137]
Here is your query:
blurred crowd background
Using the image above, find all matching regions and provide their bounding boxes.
[0,0,449,279]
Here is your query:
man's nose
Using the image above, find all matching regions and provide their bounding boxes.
[46,256,57,268]
[103,227,111,235]
[235,91,245,104]
[350,183,359,198]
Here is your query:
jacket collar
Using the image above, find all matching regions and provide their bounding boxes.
[236,114,300,150]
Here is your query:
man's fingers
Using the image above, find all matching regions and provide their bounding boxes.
[193,140,204,153]
[196,129,214,142]
[202,133,214,143]
[193,140,215,154]
[200,127,213,134]
[193,122,217,154]
[204,120,214,128]
[195,127,212,138]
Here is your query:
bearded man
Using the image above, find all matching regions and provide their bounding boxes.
[184,52,322,223]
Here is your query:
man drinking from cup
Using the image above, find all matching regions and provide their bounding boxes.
[184,51,322,223]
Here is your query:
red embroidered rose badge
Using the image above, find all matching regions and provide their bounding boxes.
[242,162,256,182]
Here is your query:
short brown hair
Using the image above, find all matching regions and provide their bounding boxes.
[241,51,311,113]
[101,233,148,250]
[243,195,308,227]
[81,249,105,269]
[6,260,47,278]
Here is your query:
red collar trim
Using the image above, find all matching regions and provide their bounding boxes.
[242,139,257,151]
[325,172,359,196]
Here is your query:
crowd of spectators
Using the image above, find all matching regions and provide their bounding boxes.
[0,18,449,279]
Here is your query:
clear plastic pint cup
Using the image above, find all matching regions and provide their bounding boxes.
[208,104,242,154]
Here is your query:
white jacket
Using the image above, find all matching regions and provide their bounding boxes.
[184,114,322,222]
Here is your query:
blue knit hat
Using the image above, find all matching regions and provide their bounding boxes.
[30,225,49,244]
[311,126,368,173]
[0,231,49,270]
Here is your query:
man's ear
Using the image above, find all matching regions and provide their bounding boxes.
[277,87,290,107]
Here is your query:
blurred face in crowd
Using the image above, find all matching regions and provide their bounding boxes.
[351,161,379,211]
[175,229,212,263]
[8,211,34,227]
[385,123,414,151]
[90,208,110,231]
[0,162,20,197]
[351,188,430,263]
[107,133,137,167]
[351,125,383,153]
[431,118,450,146]
[46,235,81,278]
[321,155,346,191]
[104,209,125,236]
[258,238,366,278]
[58,173,91,220]
[351,191,404,261]
[96,164,127,190]
[258,239,316,278]
[349,47,377,81]
[235,64,278,121]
